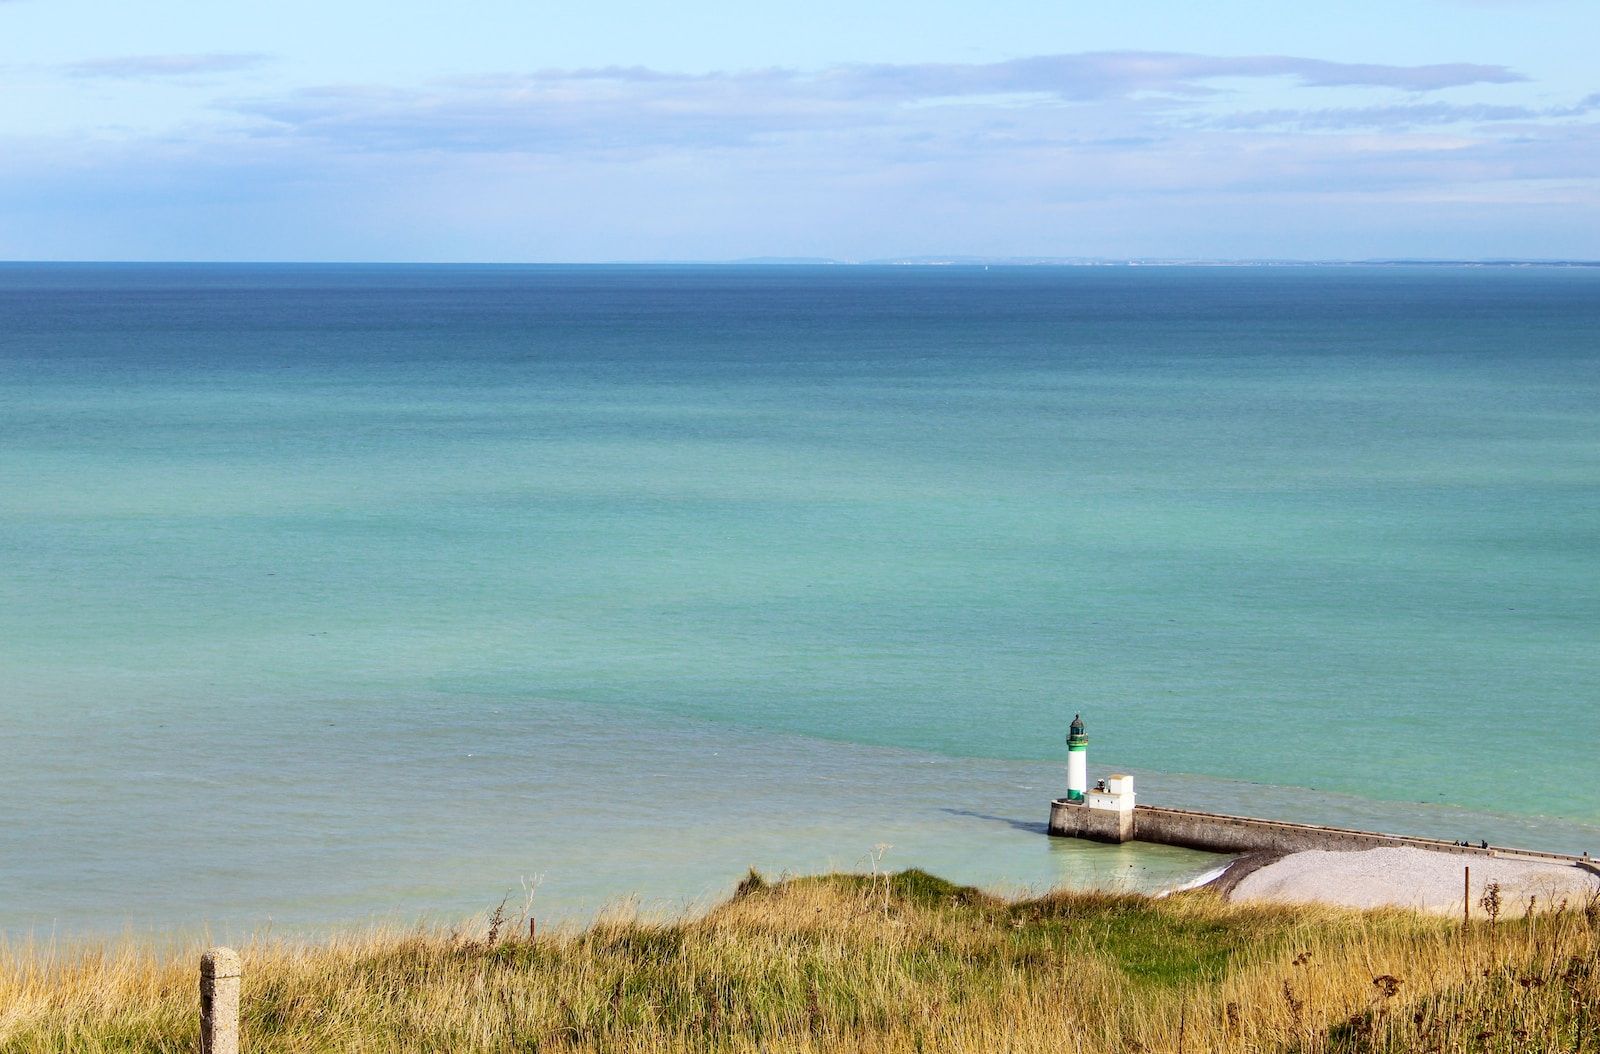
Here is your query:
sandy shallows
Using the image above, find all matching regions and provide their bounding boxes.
[1229,846,1600,915]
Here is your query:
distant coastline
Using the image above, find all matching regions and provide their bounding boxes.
[727,256,1600,267]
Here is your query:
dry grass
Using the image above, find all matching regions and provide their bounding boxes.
[1,869,1596,1052]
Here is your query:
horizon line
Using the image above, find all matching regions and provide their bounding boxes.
[4,257,1600,268]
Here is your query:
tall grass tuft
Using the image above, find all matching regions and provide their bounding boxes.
[1,874,1595,1052]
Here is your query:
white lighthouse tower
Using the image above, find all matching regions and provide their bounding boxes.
[1066,713,1088,802]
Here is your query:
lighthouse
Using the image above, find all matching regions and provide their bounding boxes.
[1066,713,1088,802]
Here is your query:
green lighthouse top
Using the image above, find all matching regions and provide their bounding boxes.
[1067,713,1087,746]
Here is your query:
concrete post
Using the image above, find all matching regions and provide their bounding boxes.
[200,947,241,1054]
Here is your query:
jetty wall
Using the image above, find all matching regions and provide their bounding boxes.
[1049,800,1591,864]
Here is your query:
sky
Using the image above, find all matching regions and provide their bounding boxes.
[1,0,1597,261]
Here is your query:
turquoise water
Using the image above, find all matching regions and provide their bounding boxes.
[2,264,1597,938]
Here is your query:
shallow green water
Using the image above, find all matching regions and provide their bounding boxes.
[1,264,1596,937]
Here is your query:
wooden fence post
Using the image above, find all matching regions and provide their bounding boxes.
[200,947,241,1054]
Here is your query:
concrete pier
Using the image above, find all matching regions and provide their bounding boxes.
[1043,719,1595,872]
[1049,798,1595,868]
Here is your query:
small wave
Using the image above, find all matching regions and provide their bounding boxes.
[1155,863,1232,898]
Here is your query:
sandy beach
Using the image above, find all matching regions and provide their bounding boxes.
[1223,846,1600,915]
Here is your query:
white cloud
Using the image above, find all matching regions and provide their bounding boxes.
[1208,98,1599,132]
[64,53,270,79]
[222,52,1530,157]
[2,50,1595,260]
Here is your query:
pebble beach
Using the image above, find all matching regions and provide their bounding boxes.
[1225,846,1600,915]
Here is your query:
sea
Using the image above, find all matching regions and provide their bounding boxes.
[2,263,1597,940]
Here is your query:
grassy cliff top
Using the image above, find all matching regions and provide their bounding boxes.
[2,869,1596,1052]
